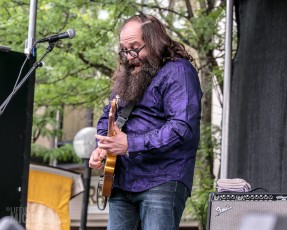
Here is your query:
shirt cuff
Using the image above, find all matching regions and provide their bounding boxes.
[127,135,145,154]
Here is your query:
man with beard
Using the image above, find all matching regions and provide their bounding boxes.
[89,14,202,230]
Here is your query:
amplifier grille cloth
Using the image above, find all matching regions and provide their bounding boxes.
[208,193,287,230]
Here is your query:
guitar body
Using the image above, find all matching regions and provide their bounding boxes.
[102,153,117,197]
[101,98,118,197]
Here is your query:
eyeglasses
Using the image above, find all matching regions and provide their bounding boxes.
[118,45,145,58]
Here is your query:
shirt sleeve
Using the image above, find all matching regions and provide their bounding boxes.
[127,61,202,155]
[96,103,109,145]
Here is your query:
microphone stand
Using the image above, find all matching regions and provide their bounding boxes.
[0,42,56,116]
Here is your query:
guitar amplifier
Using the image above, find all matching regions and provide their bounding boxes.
[206,192,287,230]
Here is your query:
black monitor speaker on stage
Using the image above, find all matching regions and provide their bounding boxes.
[0,49,35,225]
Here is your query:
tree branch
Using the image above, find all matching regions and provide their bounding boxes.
[78,52,113,77]
[135,2,189,20]
[185,0,194,19]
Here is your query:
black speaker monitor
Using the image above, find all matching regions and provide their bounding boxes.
[0,50,35,225]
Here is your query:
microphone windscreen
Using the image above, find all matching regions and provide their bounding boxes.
[67,29,76,39]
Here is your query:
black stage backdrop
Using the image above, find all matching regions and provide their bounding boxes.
[0,50,35,224]
[228,0,287,192]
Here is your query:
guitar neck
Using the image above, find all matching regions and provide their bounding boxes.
[107,99,116,137]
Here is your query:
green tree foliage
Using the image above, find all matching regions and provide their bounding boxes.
[0,0,226,226]
[31,143,81,163]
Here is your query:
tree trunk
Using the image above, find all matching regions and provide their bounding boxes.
[198,50,214,179]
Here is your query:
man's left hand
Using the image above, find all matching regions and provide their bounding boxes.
[96,122,128,155]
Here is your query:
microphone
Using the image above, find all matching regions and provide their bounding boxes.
[36,29,76,43]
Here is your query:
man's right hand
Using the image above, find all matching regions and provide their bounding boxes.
[89,147,107,170]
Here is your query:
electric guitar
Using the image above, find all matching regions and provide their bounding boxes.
[101,98,118,197]
[97,97,119,209]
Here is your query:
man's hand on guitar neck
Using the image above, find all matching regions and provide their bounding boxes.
[96,122,128,156]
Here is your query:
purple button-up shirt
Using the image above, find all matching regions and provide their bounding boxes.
[97,58,202,193]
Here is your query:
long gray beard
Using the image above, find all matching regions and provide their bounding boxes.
[112,60,159,106]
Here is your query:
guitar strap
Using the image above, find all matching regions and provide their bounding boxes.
[116,102,136,130]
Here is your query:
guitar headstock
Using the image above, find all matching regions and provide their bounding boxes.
[115,95,120,109]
